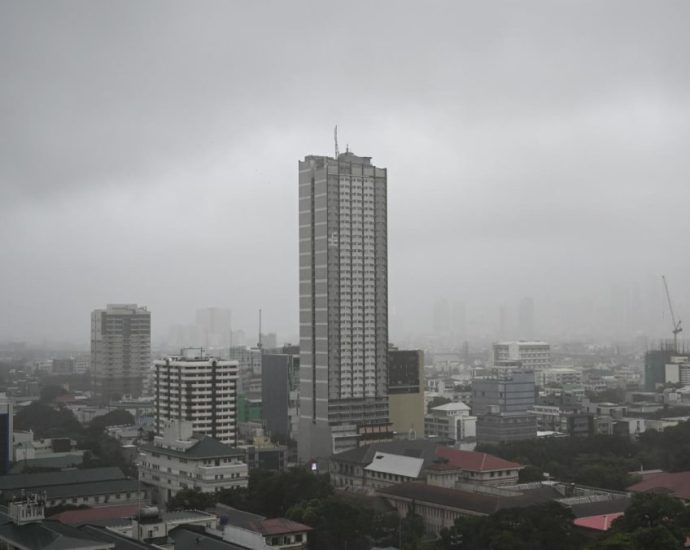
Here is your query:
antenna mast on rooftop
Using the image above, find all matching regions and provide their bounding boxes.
[334,125,339,158]
[257,308,263,351]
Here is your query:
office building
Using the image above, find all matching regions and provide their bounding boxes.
[139,420,247,505]
[476,410,537,445]
[261,349,300,442]
[153,349,238,445]
[388,349,425,438]
[493,341,550,382]
[472,369,536,416]
[298,151,389,460]
[91,304,151,402]
[196,307,232,348]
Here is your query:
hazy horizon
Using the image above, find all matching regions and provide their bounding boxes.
[2,1,689,348]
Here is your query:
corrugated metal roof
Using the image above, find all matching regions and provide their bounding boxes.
[364,452,424,479]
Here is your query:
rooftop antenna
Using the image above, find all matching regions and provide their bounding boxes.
[334,125,339,158]
[257,308,263,351]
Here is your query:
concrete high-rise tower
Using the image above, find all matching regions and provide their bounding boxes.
[298,151,389,460]
[91,304,151,402]
[153,348,238,445]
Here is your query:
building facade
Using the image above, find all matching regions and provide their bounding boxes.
[0,393,12,475]
[472,369,536,416]
[154,349,238,445]
[424,402,476,442]
[261,351,300,442]
[298,151,389,460]
[493,341,550,382]
[388,349,425,438]
[91,304,151,402]
[139,420,248,505]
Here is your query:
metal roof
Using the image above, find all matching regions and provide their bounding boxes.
[364,452,424,479]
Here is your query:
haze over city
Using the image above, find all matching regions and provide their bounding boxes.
[2,1,689,346]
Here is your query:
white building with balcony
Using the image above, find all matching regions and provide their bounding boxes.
[154,349,238,445]
[139,420,248,506]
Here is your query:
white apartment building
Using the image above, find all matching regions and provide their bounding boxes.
[139,420,248,506]
[493,341,551,382]
[154,349,238,445]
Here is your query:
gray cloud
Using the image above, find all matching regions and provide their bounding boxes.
[1,0,689,345]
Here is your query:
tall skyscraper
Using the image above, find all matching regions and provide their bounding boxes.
[91,304,151,402]
[153,348,238,445]
[298,151,389,460]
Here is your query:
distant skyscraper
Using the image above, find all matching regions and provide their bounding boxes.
[451,301,466,337]
[91,304,151,402]
[153,348,238,445]
[517,297,535,338]
[298,151,389,460]
[433,299,451,334]
[195,307,232,348]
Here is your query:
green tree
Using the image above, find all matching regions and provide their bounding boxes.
[593,493,690,550]
[14,401,83,439]
[40,384,68,403]
[287,495,373,550]
[167,488,217,511]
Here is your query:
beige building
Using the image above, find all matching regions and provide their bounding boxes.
[388,349,425,438]
[91,304,151,402]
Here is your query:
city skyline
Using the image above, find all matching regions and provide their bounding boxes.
[2,1,690,347]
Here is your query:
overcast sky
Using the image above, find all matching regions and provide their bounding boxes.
[1,1,689,347]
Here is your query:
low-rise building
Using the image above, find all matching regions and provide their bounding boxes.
[139,420,248,505]
[424,402,476,442]
[425,447,522,488]
[213,504,311,550]
[0,467,143,509]
[329,440,522,493]
[476,410,537,445]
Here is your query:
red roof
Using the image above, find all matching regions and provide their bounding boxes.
[432,447,522,472]
[574,512,623,531]
[49,504,139,524]
[628,471,690,501]
[254,518,312,536]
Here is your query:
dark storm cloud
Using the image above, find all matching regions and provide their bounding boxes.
[1,0,689,343]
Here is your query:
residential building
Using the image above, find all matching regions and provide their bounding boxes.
[139,420,248,505]
[213,504,311,550]
[154,348,238,445]
[0,393,12,475]
[298,151,390,460]
[424,402,476,442]
[493,341,550,382]
[91,304,151,402]
[261,350,300,442]
[388,349,425,438]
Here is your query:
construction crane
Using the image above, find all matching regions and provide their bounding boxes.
[662,275,683,351]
